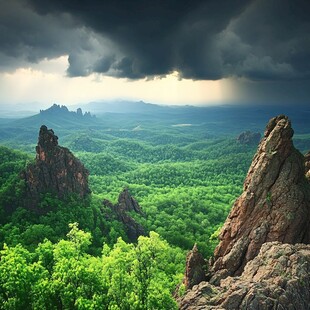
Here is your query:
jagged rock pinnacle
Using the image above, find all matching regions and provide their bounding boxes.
[178,116,310,309]
[103,188,145,242]
[210,115,310,282]
[22,125,90,208]
[183,244,206,290]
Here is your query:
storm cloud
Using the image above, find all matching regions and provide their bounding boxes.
[1,0,310,81]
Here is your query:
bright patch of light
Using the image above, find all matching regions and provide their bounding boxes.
[0,56,233,107]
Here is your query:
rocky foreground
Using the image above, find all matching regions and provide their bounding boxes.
[180,242,310,309]
[179,115,310,309]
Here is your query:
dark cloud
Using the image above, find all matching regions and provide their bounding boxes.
[221,0,310,81]
[1,0,310,82]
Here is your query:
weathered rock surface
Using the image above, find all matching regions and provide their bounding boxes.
[179,242,310,310]
[237,131,261,145]
[211,115,310,281]
[178,115,310,309]
[22,125,90,207]
[103,188,145,242]
[184,244,206,290]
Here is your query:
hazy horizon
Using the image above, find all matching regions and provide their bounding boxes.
[0,1,309,108]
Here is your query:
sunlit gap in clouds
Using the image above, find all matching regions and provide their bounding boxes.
[0,56,233,107]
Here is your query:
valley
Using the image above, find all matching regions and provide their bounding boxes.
[0,102,309,309]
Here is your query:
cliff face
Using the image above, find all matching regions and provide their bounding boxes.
[179,115,310,309]
[211,115,310,281]
[103,188,145,242]
[22,125,90,206]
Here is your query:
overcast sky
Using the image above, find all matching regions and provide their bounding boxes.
[0,0,309,107]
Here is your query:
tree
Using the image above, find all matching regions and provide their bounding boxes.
[0,244,47,310]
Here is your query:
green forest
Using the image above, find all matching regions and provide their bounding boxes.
[0,104,309,309]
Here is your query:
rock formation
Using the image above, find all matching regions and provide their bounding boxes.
[183,244,206,290]
[237,131,261,145]
[22,125,90,207]
[179,115,310,309]
[103,188,145,242]
[211,115,310,281]
[179,242,310,309]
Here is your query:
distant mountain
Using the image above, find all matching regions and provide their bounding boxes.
[40,103,94,118]
[5,104,98,129]
[0,102,309,152]
[74,100,169,114]
[76,100,310,132]
[0,104,103,148]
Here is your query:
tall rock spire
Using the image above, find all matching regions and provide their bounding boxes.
[22,125,90,208]
[210,115,310,281]
[179,116,310,309]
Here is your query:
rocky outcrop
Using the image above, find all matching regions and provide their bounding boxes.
[22,125,90,207]
[118,188,143,214]
[103,188,145,242]
[210,115,310,281]
[237,131,261,145]
[178,115,310,309]
[184,244,206,290]
[179,242,310,309]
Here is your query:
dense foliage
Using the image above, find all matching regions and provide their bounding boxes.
[0,121,260,309]
[77,138,255,256]
[0,224,184,309]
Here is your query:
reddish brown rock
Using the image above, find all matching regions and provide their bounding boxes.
[22,125,90,208]
[103,188,145,242]
[210,115,310,282]
[179,242,310,310]
[184,244,206,290]
[178,115,310,309]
